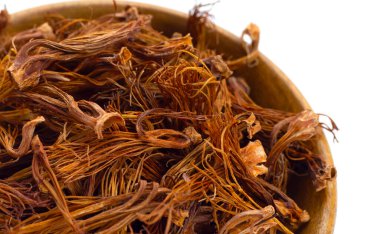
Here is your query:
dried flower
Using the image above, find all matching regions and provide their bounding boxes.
[0,5,336,234]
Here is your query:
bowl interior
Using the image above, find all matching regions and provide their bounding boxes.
[5,1,336,233]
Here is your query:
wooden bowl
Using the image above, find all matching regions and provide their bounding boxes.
[5,1,336,233]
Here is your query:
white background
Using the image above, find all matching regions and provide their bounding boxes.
[2,0,379,233]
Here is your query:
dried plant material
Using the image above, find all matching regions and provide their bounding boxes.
[243,113,261,139]
[136,108,206,149]
[266,110,337,191]
[220,205,277,234]
[0,109,33,124]
[10,85,124,139]
[226,23,260,70]
[288,148,337,192]
[0,180,48,219]
[202,55,232,79]
[0,116,45,158]
[0,9,8,33]
[307,153,336,191]
[8,18,148,90]
[240,140,268,177]
[0,5,337,234]
[4,23,56,51]
[183,126,202,145]
[187,3,216,50]
[10,181,172,234]
[31,135,82,233]
[274,199,310,227]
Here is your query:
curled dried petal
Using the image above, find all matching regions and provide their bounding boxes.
[136,108,206,149]
[226,23,260,70]
[306,154,337,191]
[202,55,232,79]
[243,113,261,139]
[139,129,191,149]
[267,110,335,191]
[0,116,45,158]
[117,47,132,66]
[274,199,310,227]
[10,86,124,139]
[240,140,268,177]
[220,205,276,234]
[183,126,202,145]
[94,112,125,139]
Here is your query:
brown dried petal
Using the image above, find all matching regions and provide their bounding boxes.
[0,116,45,158]
[226,23,260,70]
[141,129,191,149]
[183,126,202,145]
[240,140,268,177]
[269,110,320,164]
[220,205,276,234]
[274,199,310,226]
[306,154,337,191]
[243,113,261,139]
[267,110,336,191]
[94,112,125,139]
[136,109,205,149]
[202,55,232,79]
[117,47,132,66]
[15,86,125,139]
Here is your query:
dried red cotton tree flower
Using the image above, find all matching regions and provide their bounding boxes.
[0,4,336,234]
